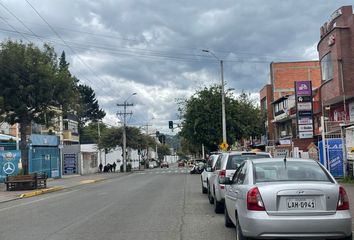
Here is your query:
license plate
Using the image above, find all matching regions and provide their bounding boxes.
[287,198,315,209]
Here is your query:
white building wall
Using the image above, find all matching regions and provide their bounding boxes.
[80,144,98,175]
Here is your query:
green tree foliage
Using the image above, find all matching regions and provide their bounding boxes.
[178,85,264,154]
[99,126,156,152]
[80,121,109,144]
[0,40,78,173]
[157,144,171,161]
[77,84,106,125]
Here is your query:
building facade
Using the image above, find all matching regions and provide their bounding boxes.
[318,5,354,125]
[260,61,321,151]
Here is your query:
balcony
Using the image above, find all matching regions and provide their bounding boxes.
[63,130,79,142]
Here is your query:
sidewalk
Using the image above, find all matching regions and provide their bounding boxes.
[0,172,132,203]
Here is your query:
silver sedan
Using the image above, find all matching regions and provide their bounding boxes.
[224,158,352,240]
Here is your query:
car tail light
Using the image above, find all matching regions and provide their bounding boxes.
[219,170,226,178]
[218,170,226,184]
[337,186,350,210]
[247,187,265,211]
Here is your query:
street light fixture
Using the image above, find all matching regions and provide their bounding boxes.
[202,49,227,148]
[122,92,137,172]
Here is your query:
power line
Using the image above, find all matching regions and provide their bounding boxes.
[0,1,42,42]
[25,0,108,88]
[0,15,30,42]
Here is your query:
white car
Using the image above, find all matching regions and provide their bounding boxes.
[149,160,157,169]
[208,151,271,213]
[201,154,220,194]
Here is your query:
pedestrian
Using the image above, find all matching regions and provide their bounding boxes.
[107,163,111,172]
[103,165,108,172]
[99,163,103,173]
[112,162,116,172]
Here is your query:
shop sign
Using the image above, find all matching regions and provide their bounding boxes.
[299,125,313,131]
[299,132,314,139]
[297,102,312,111]
[298,117,313,125]
[298,111,312,117]
[295,81,311,96]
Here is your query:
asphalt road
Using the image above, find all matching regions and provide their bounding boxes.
[0,167,235,240]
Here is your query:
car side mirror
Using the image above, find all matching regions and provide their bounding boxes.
[222,177,232,185]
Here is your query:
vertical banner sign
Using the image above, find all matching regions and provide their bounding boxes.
[318,139,343,177]
[0,150,21,182]
[63,153,77,174]
[295,81,314,139]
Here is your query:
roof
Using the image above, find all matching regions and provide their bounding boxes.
[0,134,17,141]
[271,95,290,105]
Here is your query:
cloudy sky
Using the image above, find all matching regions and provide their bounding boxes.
[0,0,353,134]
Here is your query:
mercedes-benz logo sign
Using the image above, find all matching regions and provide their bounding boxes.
[3,162,15,175]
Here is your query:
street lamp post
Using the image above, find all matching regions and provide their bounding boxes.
[202,49,227,146]
[119,92,137,172]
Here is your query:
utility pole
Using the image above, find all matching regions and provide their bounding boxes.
[97,120,102,165]
[117,101,135,172]
[143,122,152,169]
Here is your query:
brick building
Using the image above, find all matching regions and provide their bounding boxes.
[318,5,354,125]
[260,61,321,150]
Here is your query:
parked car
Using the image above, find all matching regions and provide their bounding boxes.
[160,161,169,168]
[149,160,157,169]
[224,158,352,240]
[190,159,206,174]
[201,154,220,194]
[208,151,271,213]
[178,161,185,167]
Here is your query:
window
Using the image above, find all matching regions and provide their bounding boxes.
[321,53,333,81]
[253,161,332,183]
[226,154,270,170]
[236,164,247,184]
[214,156,222,170]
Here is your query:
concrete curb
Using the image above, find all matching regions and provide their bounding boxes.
[0,174,133,203]
[19,187,65,198]
[79,178,105,184]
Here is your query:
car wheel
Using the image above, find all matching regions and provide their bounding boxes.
[201,178,207,194]
[224,205,235,228]
[235,217,248,240]
[341,234,352,240]
[213,190,224,213]
[208,184,214,204]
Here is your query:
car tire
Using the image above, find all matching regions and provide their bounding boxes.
[341,234,352,240]
[235,217,248,240]
[201,177,207,194]
[208,184,214,204]
[213,189,224,213]
[224,205,235,228]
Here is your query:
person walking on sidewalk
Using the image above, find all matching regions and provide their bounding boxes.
[112,162,117,172]
[99,163,103,173]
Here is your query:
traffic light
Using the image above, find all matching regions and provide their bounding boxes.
[168,121,173,129]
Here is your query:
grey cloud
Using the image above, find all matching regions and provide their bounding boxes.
[1,0,353,131]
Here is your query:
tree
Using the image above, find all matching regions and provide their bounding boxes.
[157,144,171,161]
[178,85,264,154]
[80,121,109,144]
[99,126,156,152]
[0,40,78,174]
[77,84,106,137]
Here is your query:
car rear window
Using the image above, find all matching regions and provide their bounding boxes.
[254,161,332,183]
[226,154,270,170]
